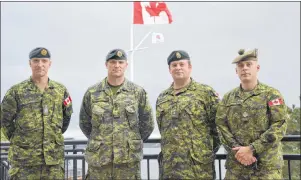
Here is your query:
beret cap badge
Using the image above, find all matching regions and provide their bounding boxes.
[176,52,181,59]
[116,51,123,57]
[41,49,48,56]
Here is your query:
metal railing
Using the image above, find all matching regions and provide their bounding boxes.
[1,135,300,180]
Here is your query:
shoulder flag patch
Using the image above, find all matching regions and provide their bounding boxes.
[64,96,72,106]
[268,98,283,106]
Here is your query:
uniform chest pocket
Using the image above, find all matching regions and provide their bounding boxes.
[50,103,63,131]
[248,104,269,128]
[17,99,41,131]
[157,99,173,119]
[92,105,105,127]
[183,104,208,133]
[225,102,242,131]
[125,105,139,129]
[248,105,267,117]
[156,100,175,131]
[156,107,172,133]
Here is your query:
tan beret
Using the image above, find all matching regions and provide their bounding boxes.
[232,48,258,64]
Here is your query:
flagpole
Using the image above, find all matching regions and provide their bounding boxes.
[130,3,134,82]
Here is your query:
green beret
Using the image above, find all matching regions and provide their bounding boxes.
[106,49,127,61]
[29,47,51,59]
[167,50,190,65]
[232,48,258,64]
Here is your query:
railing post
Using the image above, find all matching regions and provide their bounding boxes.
[0,164,3,180]
[219,159,222,180]
[147,159,150,180]
[288,160,291,180]
[73,144,77,180]
[82,160,86,180]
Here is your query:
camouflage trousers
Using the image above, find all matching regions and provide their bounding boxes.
[225,167,283,180]
[85,162,141,180]
[159,157,215,180]
[8,164,64,180]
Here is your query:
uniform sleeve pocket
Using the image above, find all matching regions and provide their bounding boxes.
[55,136,64,146]
[189,149,214,165]
[128,139,143,161]
[8,167,20,179]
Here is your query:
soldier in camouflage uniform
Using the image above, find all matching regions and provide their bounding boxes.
[1,47,73,180]
[156,50,220,180]
[216,48,288,180]
[79,49,154,180]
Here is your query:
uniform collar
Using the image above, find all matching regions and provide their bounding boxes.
[27,76,54,90]
[237,80,264,97]
[98,77,131,92]
[165,77,196,95]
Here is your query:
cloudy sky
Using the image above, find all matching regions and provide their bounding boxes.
[1,2,300,139]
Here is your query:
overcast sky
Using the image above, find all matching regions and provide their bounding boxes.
[1,2,300,139]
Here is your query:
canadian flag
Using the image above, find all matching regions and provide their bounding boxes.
[64,96,72,106]
[268,98,283,106]
[152,32,164,43]
[133,1,173,24]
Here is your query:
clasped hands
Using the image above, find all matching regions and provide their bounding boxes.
[232,146,257,166]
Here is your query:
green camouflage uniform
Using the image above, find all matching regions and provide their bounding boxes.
[156,78,220,180]
[216,82,288,180]
[79,78,154,180]
[1,77,73,180]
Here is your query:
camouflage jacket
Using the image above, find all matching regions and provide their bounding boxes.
[156,79,220,167]
[216,82,288,170]
[79,78,154,167]
[1,77,73,166]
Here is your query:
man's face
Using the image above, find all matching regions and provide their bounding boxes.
[106,59,128,78]
[29,58,52,78]
[236,59,260,83]
[169,59,192,81]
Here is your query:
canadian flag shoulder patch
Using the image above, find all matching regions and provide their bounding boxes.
[64,96,72,106]
[268,98,283,106]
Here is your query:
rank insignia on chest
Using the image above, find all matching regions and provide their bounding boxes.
[43,105,49,116]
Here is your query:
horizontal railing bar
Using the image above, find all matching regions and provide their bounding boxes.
[1,135,299,147]
[2,154,300,161]
[282,135,301,142]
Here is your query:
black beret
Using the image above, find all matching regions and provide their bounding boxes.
[167,50,190,65]
[106,49,127,61]
[29,47,51,59]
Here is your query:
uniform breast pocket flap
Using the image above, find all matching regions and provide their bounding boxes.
[92,105,105,116]
[125,105,139,128]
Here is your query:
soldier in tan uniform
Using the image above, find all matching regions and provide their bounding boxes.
[156,50,220,179]
[79,49,154,180]
[1,47,73,179]
[216,49,288,179]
